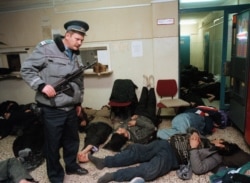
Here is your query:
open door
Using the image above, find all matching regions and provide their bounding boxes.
[180,36,190,71]
[227,9,250,143]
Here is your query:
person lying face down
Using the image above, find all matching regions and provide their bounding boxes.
[104,114,156,152]
[77,105,113,163]
[157,105,227,140]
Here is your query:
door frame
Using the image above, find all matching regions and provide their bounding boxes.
[180,36,190,71]
[179,4,250,110]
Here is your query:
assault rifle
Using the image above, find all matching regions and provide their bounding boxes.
[53,60,97,96]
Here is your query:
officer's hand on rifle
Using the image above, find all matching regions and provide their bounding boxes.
[42,84,56,98]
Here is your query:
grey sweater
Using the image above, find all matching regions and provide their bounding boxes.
[190,148,222,174]
[169,133,222,175]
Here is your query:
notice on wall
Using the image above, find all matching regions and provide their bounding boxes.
[131,41,143,57]
[97,50,109,65]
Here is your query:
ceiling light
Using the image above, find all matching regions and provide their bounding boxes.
[180,0,218,3]
[180,20,197,25]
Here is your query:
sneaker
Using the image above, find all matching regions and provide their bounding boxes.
[149,75,154,88]
[130,177,145,183]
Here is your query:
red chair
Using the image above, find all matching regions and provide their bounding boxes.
[156,79,190,118]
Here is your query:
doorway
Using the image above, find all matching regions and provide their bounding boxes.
[179,10,223,109]
[179,4,250,110]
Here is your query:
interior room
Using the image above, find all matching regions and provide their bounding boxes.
[179,1,250,136]
[0,0,180,110]
[180,0,249,107]
[1,0,250,182]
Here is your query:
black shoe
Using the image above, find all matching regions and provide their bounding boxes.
[66,167,88,175]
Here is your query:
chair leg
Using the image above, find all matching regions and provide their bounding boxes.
[156,108,162,127]
[157,108,161,116]
[174,107,179,115]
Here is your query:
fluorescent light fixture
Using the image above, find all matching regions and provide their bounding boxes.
[151,0,175,3]
[180,19,197,25]
[180,0,218,3]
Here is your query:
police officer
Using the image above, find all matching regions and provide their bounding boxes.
[21,20,89,183]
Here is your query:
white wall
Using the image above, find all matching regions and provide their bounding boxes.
[180,11,224,74]
[0,0,179,109]
[0,79,36,104]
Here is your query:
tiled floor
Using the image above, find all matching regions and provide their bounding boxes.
[0,119,249,183]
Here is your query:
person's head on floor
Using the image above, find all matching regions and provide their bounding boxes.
[210,139,241,156]
[115,127,130,138]
[186,127,212,149]
[188,129,201,143]
[103,132,128,152]
[187,127,200,136]
[130,115,138,120]
[0,100,19,116]
[210,111,223,127]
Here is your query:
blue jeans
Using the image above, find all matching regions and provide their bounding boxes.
[104,140,178,182]
[157,113,205,139]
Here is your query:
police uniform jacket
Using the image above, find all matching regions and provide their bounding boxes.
[21,36,84,110]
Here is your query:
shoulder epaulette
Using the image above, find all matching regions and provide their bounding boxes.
[38,40,54,47]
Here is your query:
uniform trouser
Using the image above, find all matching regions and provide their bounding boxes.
[0,158,34,183]
[42,107,79,183]
[104,140,178,182]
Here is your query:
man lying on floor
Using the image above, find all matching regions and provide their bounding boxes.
[86,127,250,183]
[157,105,228,140]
